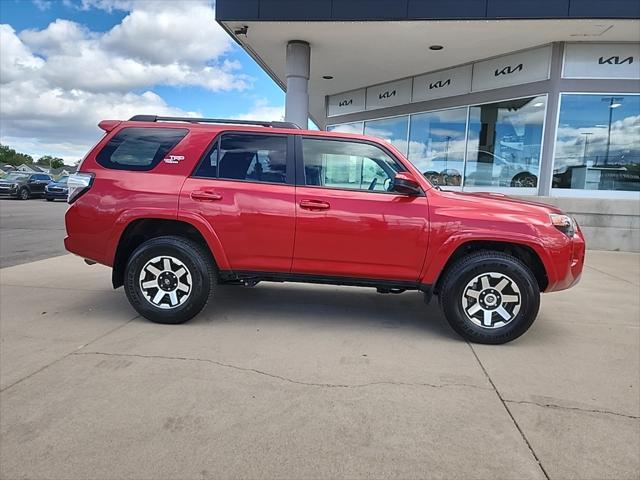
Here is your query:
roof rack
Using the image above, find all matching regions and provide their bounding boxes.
[128,115,301,130]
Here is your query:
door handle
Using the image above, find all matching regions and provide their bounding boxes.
[299,199,330,210]
[191,190,222,201]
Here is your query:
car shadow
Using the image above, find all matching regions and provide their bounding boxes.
[195,282,459,340]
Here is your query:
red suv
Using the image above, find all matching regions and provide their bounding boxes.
[65,116,585,344]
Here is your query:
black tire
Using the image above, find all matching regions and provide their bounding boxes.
[124,236,216,324]
[19,188,30,200]
[439,251,540,344]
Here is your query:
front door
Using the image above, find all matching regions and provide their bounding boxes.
[180,132,296,273]
[292,136,429,282]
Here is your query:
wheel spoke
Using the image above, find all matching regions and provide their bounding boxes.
[482,310,493,326]
[177,282,190,293]
[146,265,162,277]
[141,280,158,290]
[152,290,166,305]
[466,288,481,299]
[163,258,171,271]
[480,275,490,290]
[495,278,510,292]
[467,303,482,316]
[174,267,186,278]
[502,295,519,303]
[496,306,511,321]
[168,291,178,306]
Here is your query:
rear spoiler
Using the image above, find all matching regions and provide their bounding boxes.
[98,120,122,132]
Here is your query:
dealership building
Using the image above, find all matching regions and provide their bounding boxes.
[216,0,640,251]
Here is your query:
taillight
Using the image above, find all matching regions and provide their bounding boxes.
[67,172,94,204]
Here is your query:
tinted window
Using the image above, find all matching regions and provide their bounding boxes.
[97,127,188,171]
[302,138,403,192]
[196,134,288,184]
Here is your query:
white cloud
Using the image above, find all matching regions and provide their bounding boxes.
[0,0,251,163]
[233,99,285,122]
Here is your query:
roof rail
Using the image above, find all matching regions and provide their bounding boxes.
[128,115,301,130]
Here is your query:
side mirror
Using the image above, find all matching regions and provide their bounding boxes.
[391,172,422,196]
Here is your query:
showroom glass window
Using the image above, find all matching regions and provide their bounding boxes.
[363,116,409,156]
[327,122,364,134]
[407,107,468,187]
[465,95,546,188]
[553,94,639,192]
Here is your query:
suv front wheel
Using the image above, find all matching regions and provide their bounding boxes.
[124,236,216,324]
[439,251,540,344]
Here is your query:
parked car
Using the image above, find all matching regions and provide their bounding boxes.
[0,172,52,199]
[44,176,69,201]
[423,150,538,188]
[64,116,585,344]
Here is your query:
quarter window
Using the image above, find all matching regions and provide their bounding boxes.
[97,127,188,171]
[302,138,403,192]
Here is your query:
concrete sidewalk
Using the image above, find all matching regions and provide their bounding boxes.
[1,252,638,479]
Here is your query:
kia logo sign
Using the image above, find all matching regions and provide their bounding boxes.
[494,63,524,76]
[429,79,451,90]
[378,89,396,100]
[598,56,634,65]
[338,99,353,107]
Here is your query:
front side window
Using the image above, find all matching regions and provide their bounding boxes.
[364,116,409,156]
[302,138,403,192]
[553,94,639,192]
[465,96,546,188]
[407,107,468,187]
[97,127,188,171]
[195,133,288,184]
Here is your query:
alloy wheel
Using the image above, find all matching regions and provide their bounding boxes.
[139,255,192,309]
[461,272,521,328]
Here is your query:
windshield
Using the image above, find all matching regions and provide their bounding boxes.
[4,173,29,181]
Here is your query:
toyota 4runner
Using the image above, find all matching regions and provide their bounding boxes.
[64,116,585,344]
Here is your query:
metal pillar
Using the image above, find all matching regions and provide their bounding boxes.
[285,40,310,129]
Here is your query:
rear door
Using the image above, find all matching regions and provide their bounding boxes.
[180,132,296,273]
[292,136,429,281]
[30,174,50,194]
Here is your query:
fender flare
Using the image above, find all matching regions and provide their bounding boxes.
[419,231,556,287]
[106,209,230,271]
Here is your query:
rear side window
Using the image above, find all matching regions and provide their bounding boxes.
[96,127,188,171]
[194,133,288,184]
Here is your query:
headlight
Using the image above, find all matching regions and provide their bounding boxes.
[550,213,577,237]
[10,183,18,189]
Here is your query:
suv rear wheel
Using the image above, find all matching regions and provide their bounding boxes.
[439,251,540,344]
[124,236,216,324]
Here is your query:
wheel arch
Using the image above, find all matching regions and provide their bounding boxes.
[111,217,226,289]
[431,240,549,294]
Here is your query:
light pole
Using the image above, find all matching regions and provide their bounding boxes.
[581,132,593,165]
[601,97,623,165]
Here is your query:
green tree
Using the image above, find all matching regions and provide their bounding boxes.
[37,155,65,169]
[0,144,34,166]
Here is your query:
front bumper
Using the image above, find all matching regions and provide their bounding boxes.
[546,227,586,292]
[0,188,19,198]
[45,190,68,200]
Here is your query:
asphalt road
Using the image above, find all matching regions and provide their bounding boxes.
[0,198,68,268]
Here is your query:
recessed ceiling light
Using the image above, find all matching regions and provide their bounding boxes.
[322,75,334,79]
[429,45,444,51]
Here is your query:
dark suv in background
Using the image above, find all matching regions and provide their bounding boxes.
[0,172,52,200]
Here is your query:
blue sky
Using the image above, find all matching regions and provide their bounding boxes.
[0,0,286,163]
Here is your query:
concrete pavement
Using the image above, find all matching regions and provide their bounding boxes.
[0,251,638,479]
